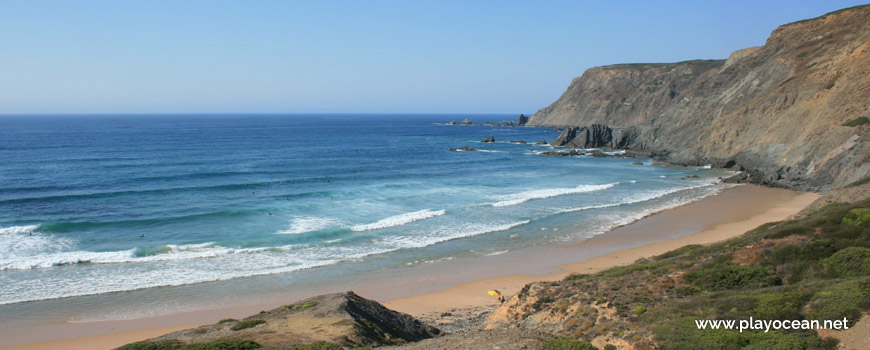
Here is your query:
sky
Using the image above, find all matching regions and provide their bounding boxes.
[0,0,866,114]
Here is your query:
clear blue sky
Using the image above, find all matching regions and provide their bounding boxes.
[0,0,865,114]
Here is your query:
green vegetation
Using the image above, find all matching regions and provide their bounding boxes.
[218,318,238,324]
[846,176,870,188]
[782,4,870,27]
[823,247,870,277]
[289,342,343,350]
[119,340,184,350]
[283,301,318,310]
[685,261,781,291]
[632,306,647,315]
[119,339,262,350]
[604,345,616,350]
[542,200,870,349]
[843,117,870,127]
[605,59,726,72]
[542,337,598,350]
[181,339,261,350]
[230,319,266,331]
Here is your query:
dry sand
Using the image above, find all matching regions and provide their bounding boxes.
[0,185,819,350]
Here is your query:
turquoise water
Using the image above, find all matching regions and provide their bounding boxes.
[0,114,730,308]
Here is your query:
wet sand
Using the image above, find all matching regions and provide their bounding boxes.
[0,185,818,350]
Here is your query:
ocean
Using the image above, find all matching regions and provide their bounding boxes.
[0,114,731,320]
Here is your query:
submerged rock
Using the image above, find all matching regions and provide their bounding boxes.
[449,146,479,151]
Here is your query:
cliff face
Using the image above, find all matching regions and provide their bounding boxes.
[529,5,870,191]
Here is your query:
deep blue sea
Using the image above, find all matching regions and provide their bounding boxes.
[0,114,731,309]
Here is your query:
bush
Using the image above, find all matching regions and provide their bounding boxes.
[632,306,647,315]
[823,247,870,278]
[842,208,870,226]
[685,262,781,291]
[843,116,870,127]
[230,320,266,331]
[604,345,616,350]
[284,301,318,310]
[217,318,237,324]
[752,292,806,320]
[180,339,261,350]
[542,337,598,350]
[290,342,343,350]
[807,280,866,321]
[181,339,260,350]
[119,340,183,350]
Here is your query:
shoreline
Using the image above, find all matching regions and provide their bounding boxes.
[0,185,819,350]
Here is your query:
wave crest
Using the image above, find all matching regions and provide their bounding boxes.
[350,209,446,232]
[492,183,617,207]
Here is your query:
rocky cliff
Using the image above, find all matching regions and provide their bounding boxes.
[529,5,870,191]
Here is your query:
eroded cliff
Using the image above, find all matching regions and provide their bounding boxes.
[529,5,870,191]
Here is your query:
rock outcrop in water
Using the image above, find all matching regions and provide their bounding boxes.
[527,5,870,191]
[129,292,438,349]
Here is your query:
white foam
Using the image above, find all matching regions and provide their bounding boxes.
[381,220,530,249]
[484,250,509,256]
[0,225,75,260]
[0,242,294,271]
[558,180,726,215]
[492,183,617,207]
[350,209,446,232]
[277,216,344,235]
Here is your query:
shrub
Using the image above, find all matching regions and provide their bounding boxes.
[842,208,870,226]
[632,306,647,315]
[842,116,870,127]
[807,280,866,321]
[180,339,261,350]
[230,320,266,331]
[604,345,616,350]
[119,340,183,350]
[823,247,870,278]
[752,292,806,320]
[284,301,318,310]
[542,337,598,350]
[217,318,237,324]
[290,342,343,350]
[685,262,781,291]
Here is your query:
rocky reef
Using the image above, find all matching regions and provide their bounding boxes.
[527,5,870,191]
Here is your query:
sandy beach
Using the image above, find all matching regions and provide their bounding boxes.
[0,185,819,350]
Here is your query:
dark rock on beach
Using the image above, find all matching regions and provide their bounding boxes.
[132,292,438,349]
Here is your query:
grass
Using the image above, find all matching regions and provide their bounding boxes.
[283,301,318,310]
[846,176,870,188]
[605,59,726,72]
[230,320,266,331]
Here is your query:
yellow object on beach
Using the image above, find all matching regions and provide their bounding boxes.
[488,290,501,296]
